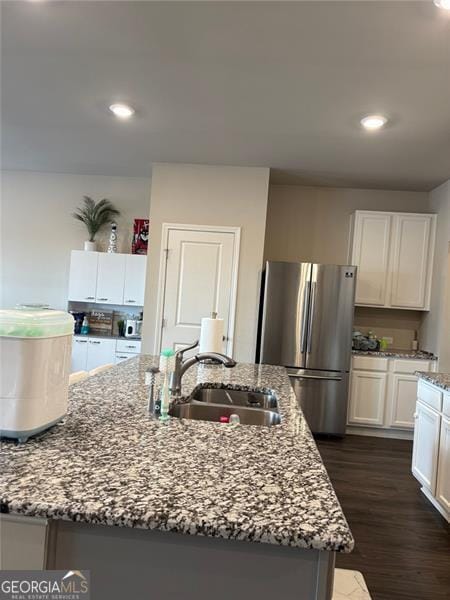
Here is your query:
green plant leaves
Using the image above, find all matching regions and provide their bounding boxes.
[72,196,120,242]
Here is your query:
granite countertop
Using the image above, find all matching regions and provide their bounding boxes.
[0,357,353,553]
[415,371,450,392]
[352,349,436,360]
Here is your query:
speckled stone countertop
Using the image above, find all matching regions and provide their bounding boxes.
[0,357,353,553]
[415,372,450,392]
[352,349,436,360]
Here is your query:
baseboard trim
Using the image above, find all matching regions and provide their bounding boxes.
[420,487,450,523]
[346,426,413,440]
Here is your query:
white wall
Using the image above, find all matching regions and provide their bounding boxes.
[420,180,450,367]
[1,171,150,310]
[142,163,270,362]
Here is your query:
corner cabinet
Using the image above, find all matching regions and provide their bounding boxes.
[68,251,147,306]
[350,211,436,310]
[412,380,450,522]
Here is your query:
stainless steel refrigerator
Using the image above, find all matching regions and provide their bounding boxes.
[257,261,356,436]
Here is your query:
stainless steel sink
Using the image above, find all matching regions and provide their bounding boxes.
[169,402,281,426]
[190,387,278,410]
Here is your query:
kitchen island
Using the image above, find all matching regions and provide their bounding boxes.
[0,357,353,600]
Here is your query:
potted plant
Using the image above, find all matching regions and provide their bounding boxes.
[73,196,120,251]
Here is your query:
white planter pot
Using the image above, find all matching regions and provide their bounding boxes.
[84,241,97,251]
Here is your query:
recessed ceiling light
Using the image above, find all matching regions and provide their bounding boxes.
[109,103,135,119]
[360,114,388,131]
[434,0,450,9]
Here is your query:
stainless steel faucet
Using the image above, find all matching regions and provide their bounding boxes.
[169,340,237,397]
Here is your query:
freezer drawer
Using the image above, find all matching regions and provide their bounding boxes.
[288,369,349,436]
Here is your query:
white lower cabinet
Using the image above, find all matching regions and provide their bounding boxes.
[388,373,418,429]
[349,371,386,426]
[86,338,116,371]
[436,416,450,513]
[411,400,440,492]
[412,382,450,522]
[72,337,89,371]
[72,336,141,372]
[115,353,132,364]
[348,355,436,435]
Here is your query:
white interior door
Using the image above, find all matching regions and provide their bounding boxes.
[159,226,239,355]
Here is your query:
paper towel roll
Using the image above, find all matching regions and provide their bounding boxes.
[199,317,224,354]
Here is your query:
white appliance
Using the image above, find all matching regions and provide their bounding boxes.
[0,308,73,443]
[125,318,142,339]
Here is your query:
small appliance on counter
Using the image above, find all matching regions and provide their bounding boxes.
[125,316,143,339]
[0,307,73,442]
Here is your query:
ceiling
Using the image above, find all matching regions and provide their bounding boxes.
[1,0,449,190]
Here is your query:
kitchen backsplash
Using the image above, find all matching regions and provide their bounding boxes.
[354,306,425,350]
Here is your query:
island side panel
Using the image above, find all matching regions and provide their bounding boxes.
[47,521,335,600]
[0,514,49,569]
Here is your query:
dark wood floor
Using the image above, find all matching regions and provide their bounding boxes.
[316,435,450,600]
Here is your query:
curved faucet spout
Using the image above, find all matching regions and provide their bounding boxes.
[194,352,237,368]
[169,343,237,397]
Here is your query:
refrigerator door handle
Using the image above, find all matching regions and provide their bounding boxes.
[306,281,316,353]
[289,373,343,382]
[300,282,310,354]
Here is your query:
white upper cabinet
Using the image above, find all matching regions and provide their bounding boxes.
[123,255,147,306]
[351,212,391,306]
[350,211,436,310]
[95,253,126,305]
[68,251,147,306]
[390,214,434,309]
[68,251,98,302]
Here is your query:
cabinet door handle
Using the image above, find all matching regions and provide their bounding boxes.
[97,297,108,301]
[76,339,88,344]
[126,299,136,303]
[85,296,95,300]
[90,340,101,345]
[117,355,128,359]
[125,345,137,349]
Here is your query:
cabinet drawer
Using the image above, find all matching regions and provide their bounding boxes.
[443,393,450,418]
[417,380,443,412]
[116,339,141,354]
[115,353,132,364]
[392,359,432,374]
[352,356,388,372]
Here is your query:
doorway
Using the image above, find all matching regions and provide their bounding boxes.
[154,224,240,356]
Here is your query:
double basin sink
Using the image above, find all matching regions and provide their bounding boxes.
[169,387,281,427]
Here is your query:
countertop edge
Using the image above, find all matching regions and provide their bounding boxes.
[414,371,450,392]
